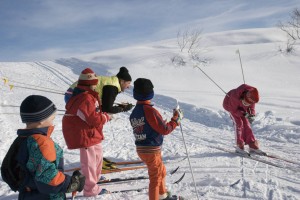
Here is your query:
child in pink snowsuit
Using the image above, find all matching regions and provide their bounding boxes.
[223,84,262,153]
[62,68,110,197]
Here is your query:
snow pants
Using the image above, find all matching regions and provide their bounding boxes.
[230,113,255,145]
[80,143,103,197]
[138,152,167,200]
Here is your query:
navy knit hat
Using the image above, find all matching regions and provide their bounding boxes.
[20,95,57,123]
[133,78,154,101]
[116,66,132,81]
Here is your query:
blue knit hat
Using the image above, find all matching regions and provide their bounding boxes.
[20,95,57,123]
[133,78,154,101]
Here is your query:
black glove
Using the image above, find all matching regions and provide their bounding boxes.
[244,112,250,118]
[247,115,255,124]
[244,112,255,124]
[118,103,134,112]
[66,170,86,193]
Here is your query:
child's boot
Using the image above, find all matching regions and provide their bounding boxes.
[249,140,266,155]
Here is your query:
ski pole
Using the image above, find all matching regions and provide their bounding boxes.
[0,104,66,112]
[176,100,200,200]
[7,79,66,93]
[236,49,246,84]
[11,85,65,95]
[2,77,66,94]
[193,65,229,97]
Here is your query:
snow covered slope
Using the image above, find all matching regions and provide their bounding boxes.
[0,27,299,200]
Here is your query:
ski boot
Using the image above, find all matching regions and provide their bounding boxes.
[249,148,267,156]
[160,192,184,200]
[99,175,107,181]
[162,195,184,200]
[249,141,267,156]
[235,143,249,155]
[98,188,110,195]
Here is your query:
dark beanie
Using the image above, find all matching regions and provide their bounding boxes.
[20,95,57,123]
[116,66,132,81]
[133,78,154,101]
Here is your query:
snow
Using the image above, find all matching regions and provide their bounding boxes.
[0,27,300,200]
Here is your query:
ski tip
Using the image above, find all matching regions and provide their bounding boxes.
[173,172,185,184]
[170,166,180,175]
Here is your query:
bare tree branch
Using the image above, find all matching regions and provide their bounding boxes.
[187,29,202,53]
[277,8,300,53]
[278,8,300,40]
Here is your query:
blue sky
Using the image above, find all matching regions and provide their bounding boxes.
[0,0,299,62]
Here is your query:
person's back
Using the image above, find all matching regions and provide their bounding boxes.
[62,68,110,197]
[1,95,85,200]
[129,78,182,200]
[63,89,106,149]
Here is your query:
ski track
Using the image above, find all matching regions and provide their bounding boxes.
[34,61,74,88]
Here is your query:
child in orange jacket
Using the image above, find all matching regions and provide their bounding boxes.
[1,95,85,200]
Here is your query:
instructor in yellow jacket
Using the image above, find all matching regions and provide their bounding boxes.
[65,66,133,113]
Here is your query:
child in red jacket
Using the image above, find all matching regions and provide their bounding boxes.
[223,84,265,155]
[62,68,110,197]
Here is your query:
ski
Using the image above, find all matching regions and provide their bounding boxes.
[70,170,185,199]
[97,175,148,184]
[173,172,185,184]
[209,145,300,173]
[65,162,144,173]
[252,152,300,166]
[98,166,184,184]
[104,156,187,166]
[68,188,147,199]
[65,156,186,173]
[112,188,185,199]
[111,187,148,193]
[102,165,147,174]
[98,172,185,185]
[111,160,143,165]
[103,157,143,165]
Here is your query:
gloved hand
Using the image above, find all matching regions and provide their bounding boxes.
[247,115,255,124]
[171,109,184,125]
[118,103,134,112]
[244,112,250,118]
[66,170,86,193]
[102,112,111,122]
[243,112,255,124]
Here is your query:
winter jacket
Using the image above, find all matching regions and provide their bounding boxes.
[62,86,109,149]
[64,76,123,113]
[223,84,256,116]
[17,126,71,200]
[130,101,177,153]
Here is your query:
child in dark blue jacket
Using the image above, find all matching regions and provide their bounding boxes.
[129,78,182,200]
